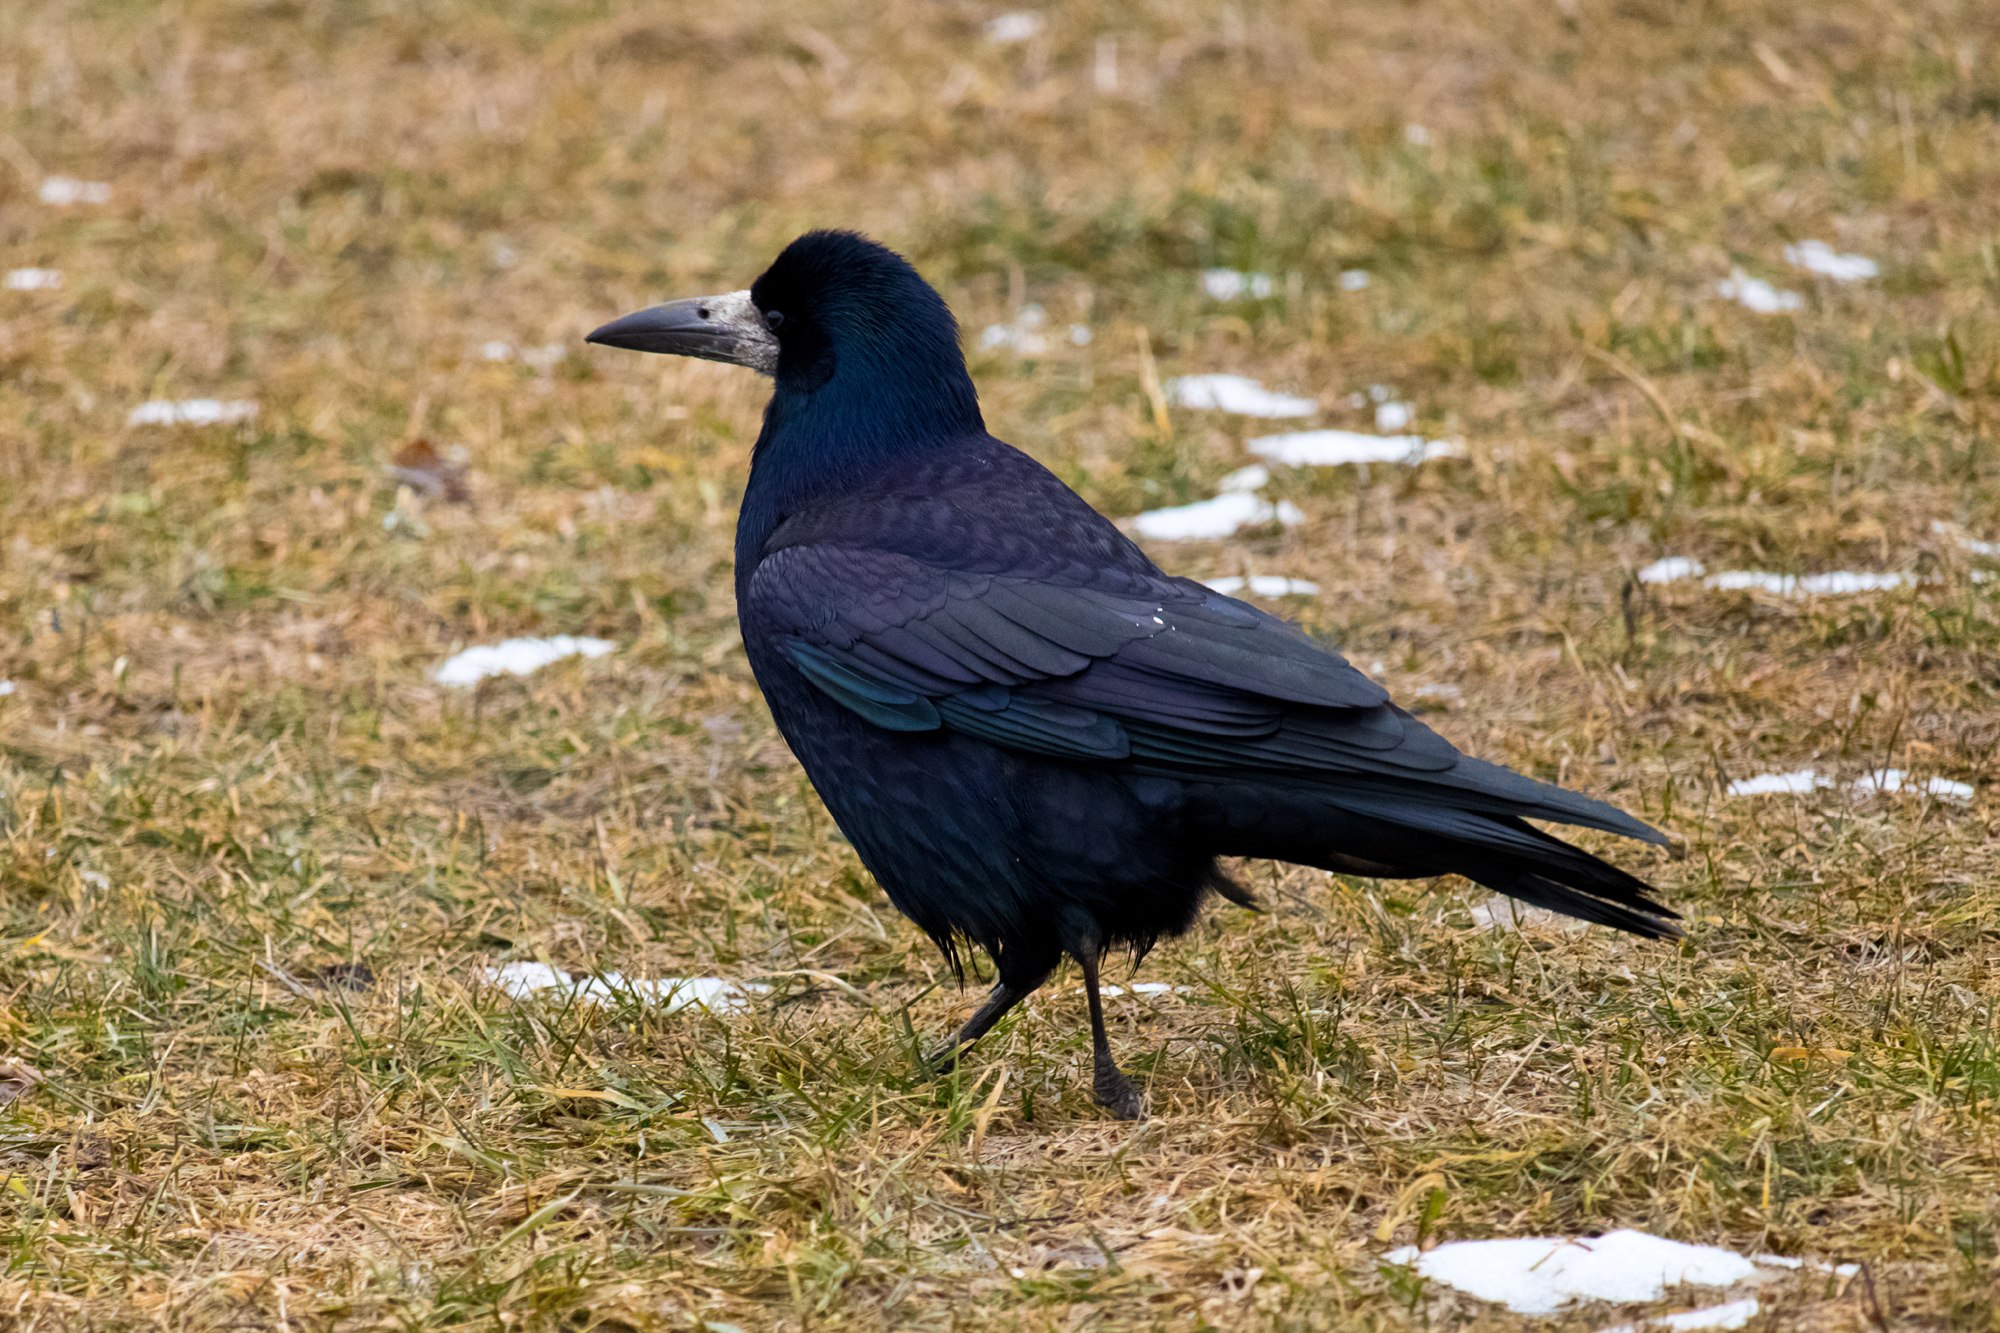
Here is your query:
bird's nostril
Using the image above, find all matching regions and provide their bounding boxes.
[697,306,710,319]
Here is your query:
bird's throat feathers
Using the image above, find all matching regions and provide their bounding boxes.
[743,289,984,541]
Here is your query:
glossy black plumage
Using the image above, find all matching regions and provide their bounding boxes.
[600,230,1675,1118]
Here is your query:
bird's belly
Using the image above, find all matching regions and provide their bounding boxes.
[751,664,1213,963]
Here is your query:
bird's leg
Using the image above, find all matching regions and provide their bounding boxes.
[1075,947,1145,1120]
[926,977,1036,1073]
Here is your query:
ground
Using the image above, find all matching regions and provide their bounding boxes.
[3,0,1999,1328]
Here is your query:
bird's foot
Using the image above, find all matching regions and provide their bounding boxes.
[923,1045,966,1077]
[1092,1065,1146,1121]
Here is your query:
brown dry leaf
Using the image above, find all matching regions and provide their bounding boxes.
[0,1059,45,1107]
[387,437,473,505]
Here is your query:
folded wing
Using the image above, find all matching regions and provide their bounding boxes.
[745,543,1665,847]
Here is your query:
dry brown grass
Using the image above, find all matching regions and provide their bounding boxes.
[4,0,2000,1327]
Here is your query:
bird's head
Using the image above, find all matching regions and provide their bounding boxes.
[587,231,980,436]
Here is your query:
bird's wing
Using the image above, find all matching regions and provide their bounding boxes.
[745,542,1662,843]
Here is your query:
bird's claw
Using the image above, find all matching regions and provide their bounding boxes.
[1093,1067,1146,1121]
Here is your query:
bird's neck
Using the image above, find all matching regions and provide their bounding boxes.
[734,368,983,567]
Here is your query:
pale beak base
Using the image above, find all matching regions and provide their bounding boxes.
[585,289,778,376]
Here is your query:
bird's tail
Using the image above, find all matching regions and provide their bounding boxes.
[1196,784,1679,938]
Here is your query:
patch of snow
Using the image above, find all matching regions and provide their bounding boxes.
[1166,373,1317,419]
[126,399,259,427]
[1727,767,1974,802]
[432,635,615,686]
[1249,429,1463,468]
[1601,1296,1762,1333]
[1726,768,1826,797]
[1373,400,1413,431]
[39,177,110,205]
[1339,269,1372,291]
[1404,123,1433,146]
[486,960,571,999]
[1855,769,1974,802]
[4,268,62,291]
[1716,268,1803,314]
[1368,384,1393,403]
[983,11,1044,43]
[1128,491,1304,541]
[1933,520,2000,558]
[1101,982,1192,997]
[1469,894,1587,934]
[486,962,767,1014]
[1382,1230,1760,1317]
[1067,323,1092,346]
[1200,268,1275,301]
[1638,557,1705,584]
[1784,240,1878,282]
[1412,682,1463,703]
[0,681,14,697]
[478,340,517,361]
[1753,1255,1860,1278]
[978,304,1053,355]
[1204,575,1321,597]
[1703,569,1912,596]
[1215,464,1271,493]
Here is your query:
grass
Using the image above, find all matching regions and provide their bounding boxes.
[3,0,2000,1327]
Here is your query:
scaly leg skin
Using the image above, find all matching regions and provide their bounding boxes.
[1075,947,1145,1120]
[925,975,1041,1073]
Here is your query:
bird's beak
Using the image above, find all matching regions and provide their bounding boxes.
[585,289,778,376]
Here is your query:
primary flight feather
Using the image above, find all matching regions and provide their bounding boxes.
[588,230,1674,1119]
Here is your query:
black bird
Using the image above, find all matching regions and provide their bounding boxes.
[588,231,1674,1119]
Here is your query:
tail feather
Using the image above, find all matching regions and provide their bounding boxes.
[1194,783,1678,939]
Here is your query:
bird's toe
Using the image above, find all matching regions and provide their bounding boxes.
[1093,1069,1147,1121]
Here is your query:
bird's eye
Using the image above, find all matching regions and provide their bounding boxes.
[764,309,785,331]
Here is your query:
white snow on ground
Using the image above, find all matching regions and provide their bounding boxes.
[1933,520,2000,558]
[1638,559,1918,597]
[1704,569,1914,595]
[1204,575,1321,597]
[1725,768,1827,797]
[432,636,615,686]
[983,11,1044,43]
[1854,768,1976,801]
[4,268,62,290]
[1200,268,1274,300]
[1100,982,1193,997]
[1600,1297,1763,1333]
[1784,240,1878,282]
[1166,373,1317,418]
[1716,268,1803,313]
[1339,269,1372,291]
[127,399,259,427]
[0,682,14,698]
[39,177,110,205]
[1127,491,1305,541]
[1726,767,1974,802]
[1249,428,1463,467]
[1373,400,1413,431]
[1383,1230,1761,1317]
[978,304,1086,355]
[1637,556,1706,584]
[1469,894,1587,933]
[1215,464,1270,493]
[486,962,767,1013]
